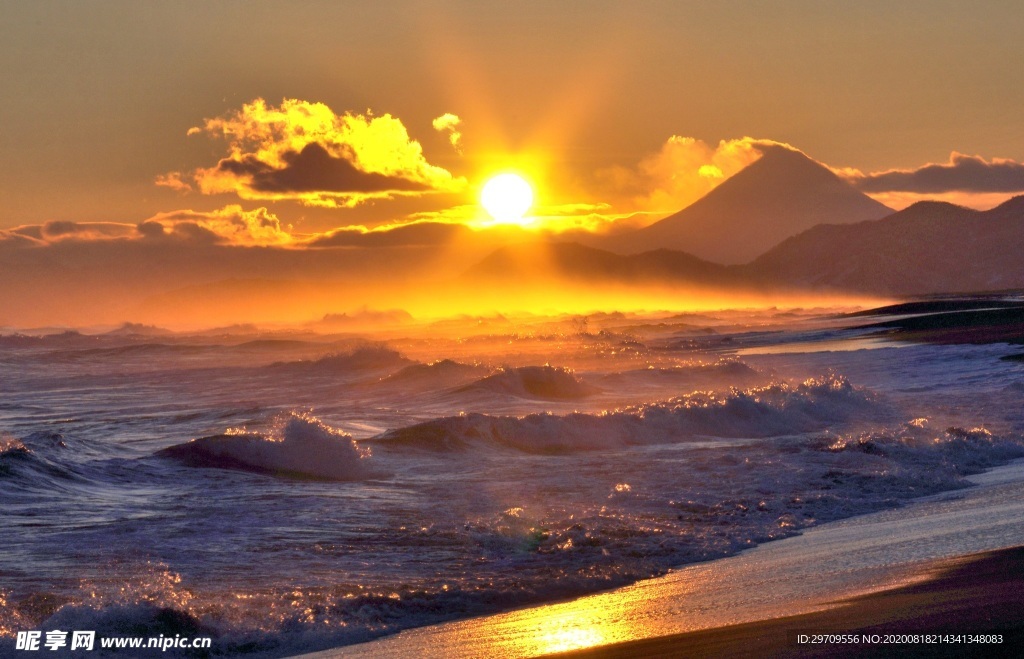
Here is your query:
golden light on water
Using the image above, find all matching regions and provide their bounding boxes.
[480,173,534,225]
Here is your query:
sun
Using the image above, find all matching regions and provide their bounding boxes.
[480,173,534,224]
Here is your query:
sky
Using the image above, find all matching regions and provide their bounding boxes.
[2,1,1024,328]
[3,0,1024,238]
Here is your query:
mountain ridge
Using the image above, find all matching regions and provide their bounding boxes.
[603,146,892,264]
[466,194,1024,296]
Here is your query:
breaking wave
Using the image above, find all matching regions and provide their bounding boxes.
[265,345,411,376]
[378,359,491,388]
[379,375,892,453]
[22,420,1024,658]
[157,413,373,481]
[457,365,600,400]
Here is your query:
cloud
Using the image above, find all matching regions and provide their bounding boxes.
[179,98,466,207]
[142,205,294,246]
[841,152,1024,194]
[0,229,44,246]
[216,143,430,196]
[0,208,297,248]
[1,221,139,244]
[597,136,795,213]
[154,172,193,193]
[309,221,470,248]
[432,113,463,153]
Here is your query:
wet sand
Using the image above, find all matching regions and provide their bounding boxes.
[558,547,1024,658]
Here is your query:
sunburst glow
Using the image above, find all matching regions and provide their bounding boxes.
[480,173,534,224]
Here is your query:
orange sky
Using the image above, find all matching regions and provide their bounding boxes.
[2,1,1024,238]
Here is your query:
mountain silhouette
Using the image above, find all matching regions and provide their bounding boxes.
[465,241,738,285]
[465,195,1024,296]
[749,196,1024,294]
[607,146,891,264]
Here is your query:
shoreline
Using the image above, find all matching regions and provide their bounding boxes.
[557,547,1024,658]
[312,459,1024,658]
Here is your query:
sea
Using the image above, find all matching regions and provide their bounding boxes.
[2,304,1024,657]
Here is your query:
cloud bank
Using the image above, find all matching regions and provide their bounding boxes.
[841,152,1024,194]
[2,207,295,248]
[832,152,1024,210]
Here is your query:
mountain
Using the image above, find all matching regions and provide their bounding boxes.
[464,241,741,285]
[748,196,1024,294]
[606,146,892,264]
[464,195,1024,297]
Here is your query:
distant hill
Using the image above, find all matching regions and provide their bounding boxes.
[605,146,892,264]
[465,241,741,285]
[465,196,1024,296]
[749,196,1024,294]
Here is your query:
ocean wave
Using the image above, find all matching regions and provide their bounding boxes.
[264,345,411,376]
[0,434,30,458]
[16,418,1024,658]
[596,358,764,389]
[456,365,600,400]
[0,432,78,482]
[157,413,373,481]
[378,375,892,453]
[378,359,491,388]
[41,343,213,362]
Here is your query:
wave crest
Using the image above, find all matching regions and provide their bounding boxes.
[458,365,600,400]
[266,345,411,376]
[157,413,373,480]
[379,375,890,453]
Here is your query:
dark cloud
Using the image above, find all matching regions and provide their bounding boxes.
[217,143,428,194]
[8,225,44,241]
[14,221,139,242]
[136,221,167,238]
[309,221,469,248]
[850,153,1024,193]
[166,222,223,244]
[136,220,222,244]
[0,229,43,246]
[42,220,83,238]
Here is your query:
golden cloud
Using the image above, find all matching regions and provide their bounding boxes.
[598,136,795,213]
[178,99,467,207]
[141,205,295,246]
[1,207,301,248]
[2,221,140,244]
[154,171,193,193]
[432,113,463,153]
[406,200,648,235]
